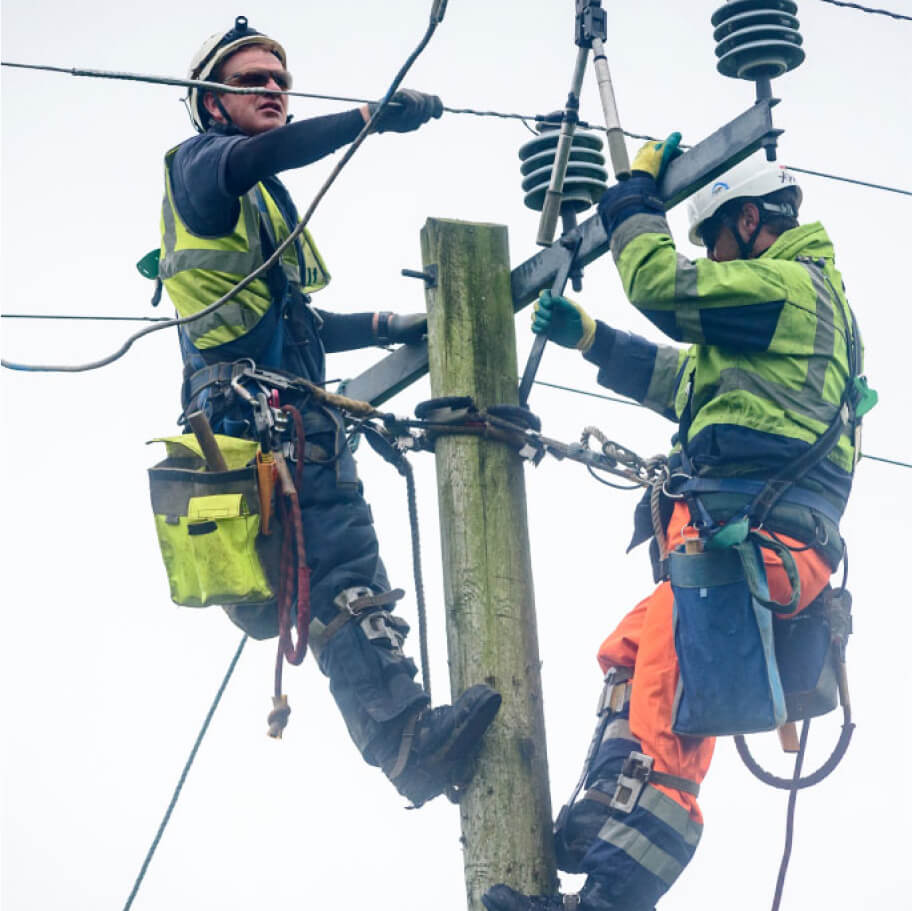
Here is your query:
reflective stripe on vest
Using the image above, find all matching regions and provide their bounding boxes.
[159,146,330,350]
[670,257,856,475]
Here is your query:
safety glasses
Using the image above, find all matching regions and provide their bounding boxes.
[223,68,293,92]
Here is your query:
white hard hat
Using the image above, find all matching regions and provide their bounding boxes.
[186,15,286,132]
[686,152,802,246]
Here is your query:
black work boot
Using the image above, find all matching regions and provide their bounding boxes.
[386,683,501,806]
[482,884,581,911]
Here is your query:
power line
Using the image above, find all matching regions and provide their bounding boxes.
[1,2,447,374]
[818,0,912,22]
[122,634,247,911]
[2,313,169,323]
[786,165,911,198]
[860,452,912,469]
[534,379,638,408]
[3,61,910,198]
[534,378,912,472]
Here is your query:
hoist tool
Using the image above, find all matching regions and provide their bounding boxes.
[583,3,630,181]
[536,1,630,247]
[521,1,629,406]
[536,46,589,247]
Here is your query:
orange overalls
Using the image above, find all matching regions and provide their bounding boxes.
[597,501,833,825]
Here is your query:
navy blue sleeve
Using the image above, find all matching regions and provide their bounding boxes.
[583,321,661,401]
[316,310,377,353]
[171,132,246,237]
[583,320,683,421]
[224,110,364,196]
[171,110,364,238]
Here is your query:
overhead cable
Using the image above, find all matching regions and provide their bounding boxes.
[121,634,247,911]
[3,61,909,198]
[533,379,912,471]
[2,313,170,323]
[785,165,911,198]
[1,1,449,374]
[818,0,912,21]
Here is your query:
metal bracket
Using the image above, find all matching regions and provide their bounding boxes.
[401,265,438,289]
[342,99,778,407]
[575,0,607,47]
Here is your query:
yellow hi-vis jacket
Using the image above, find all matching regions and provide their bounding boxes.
[159,146,330,351]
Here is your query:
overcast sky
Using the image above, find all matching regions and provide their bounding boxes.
[3,1,911,909]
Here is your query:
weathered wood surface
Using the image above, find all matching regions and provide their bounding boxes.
[421,218,557,911]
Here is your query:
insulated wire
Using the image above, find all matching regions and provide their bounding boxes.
[817,0,912,21]
[121,634,247,911]
[2,61,910,199]
[530,379,912,471]
[1,5,447,374]
[2,313,170,322]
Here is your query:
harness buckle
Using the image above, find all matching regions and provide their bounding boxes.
[609,751,653,813]
[596,666,633,716]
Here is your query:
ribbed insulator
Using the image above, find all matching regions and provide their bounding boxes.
[712,0,805,80]
[518,126,609,214]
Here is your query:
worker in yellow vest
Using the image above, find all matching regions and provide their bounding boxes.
[159,15,500,807]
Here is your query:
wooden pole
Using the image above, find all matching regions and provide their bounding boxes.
[421,218,557,910]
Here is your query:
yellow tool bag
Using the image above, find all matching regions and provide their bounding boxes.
[148,434,279,607]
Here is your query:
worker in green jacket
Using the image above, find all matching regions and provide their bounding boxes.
[484,144,869,910]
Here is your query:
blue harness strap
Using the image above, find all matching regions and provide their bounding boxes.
[675,477,843,527]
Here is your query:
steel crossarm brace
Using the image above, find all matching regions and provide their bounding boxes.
[343,100,777,407]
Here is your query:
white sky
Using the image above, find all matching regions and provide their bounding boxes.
[2,1,911,909]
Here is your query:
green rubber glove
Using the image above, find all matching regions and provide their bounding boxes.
[531,290,596,352]
[630,132,682,181]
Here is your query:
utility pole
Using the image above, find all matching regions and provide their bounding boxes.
[420,218,557,911]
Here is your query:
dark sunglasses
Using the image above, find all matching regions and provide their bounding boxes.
[223,68,293,92]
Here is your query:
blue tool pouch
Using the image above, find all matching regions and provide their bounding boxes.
[670,531,800,737]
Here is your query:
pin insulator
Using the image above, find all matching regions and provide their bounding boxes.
[712,0,805,81]
[518,119,609,214]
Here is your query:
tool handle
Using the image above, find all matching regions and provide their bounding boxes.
[187,411,229,472]
[517,235,584,407]
[518,334,548,407]
[536,46,590,247]
[591,37,630,179]
[273,451,298,499]
[777,722,800,754]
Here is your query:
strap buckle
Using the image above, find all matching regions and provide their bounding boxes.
[609,751,653,813]
[596,666,632,716]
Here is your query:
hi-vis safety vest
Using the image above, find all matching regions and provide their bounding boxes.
[159,146,330,351]
[612,219,861,479]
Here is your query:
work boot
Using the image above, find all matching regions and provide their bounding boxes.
[482,884,581,911]
[386,683,501,806]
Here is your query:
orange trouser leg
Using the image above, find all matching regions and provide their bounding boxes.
[597,502,833,824]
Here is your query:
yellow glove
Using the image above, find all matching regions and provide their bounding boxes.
[631,132,682,181]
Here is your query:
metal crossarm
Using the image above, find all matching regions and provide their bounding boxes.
[343,99,777,406]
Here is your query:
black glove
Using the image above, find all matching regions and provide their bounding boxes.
[377,312,427,344]
[369,89,443,134]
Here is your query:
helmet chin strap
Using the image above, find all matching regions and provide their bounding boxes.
[213,95,236,130]
[724,213,764,260]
